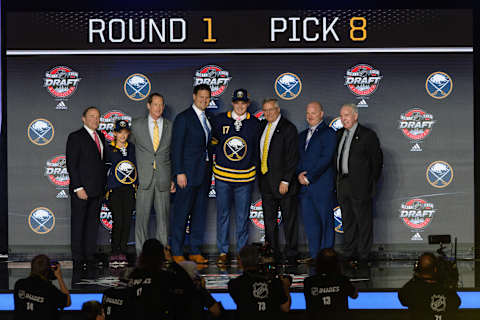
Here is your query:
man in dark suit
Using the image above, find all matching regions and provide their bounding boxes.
[66,106,106,267]
[258,98,299,265]
[171,84,212,264]
[336,103,383,267]
[297,102,337,262]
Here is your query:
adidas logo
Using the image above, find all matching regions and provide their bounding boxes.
[56,101,67,110]
[357,99,368,108]
[209,189,216,198]
[56,190,68,199]
[410,143,422,152]
[411,233,423,241]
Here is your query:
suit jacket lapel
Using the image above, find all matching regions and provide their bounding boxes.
[159,118,169,147]
[81,127,101,159]
[142,117,155,153]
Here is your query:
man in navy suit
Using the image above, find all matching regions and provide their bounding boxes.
[297,102,337,262]
[66,107,106,268]
[171,84,212,264]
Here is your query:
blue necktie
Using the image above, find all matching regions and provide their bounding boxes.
[200,112,210,161]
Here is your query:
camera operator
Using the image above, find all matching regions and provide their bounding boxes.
[128,239,176,319]
[304,248,358,320]
[14,254,71,320]
[398,252,460,320]
[228,244,291,319]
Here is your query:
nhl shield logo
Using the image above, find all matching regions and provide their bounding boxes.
[28,119,54,146]
[124,73,151,101]
[252,282,269,299]
[28,207,55,234]
[426,161,453,188]
[115,160,137,184]
[430,294,447,312]
[426,72,452,99]
[224,136,247,161]
[275,73,302,100]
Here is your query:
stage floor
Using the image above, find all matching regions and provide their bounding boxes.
[1,255,476,292]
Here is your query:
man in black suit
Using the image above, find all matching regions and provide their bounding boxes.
[258,98,299,265]
[336,103,383,267]
[66,106,106,268]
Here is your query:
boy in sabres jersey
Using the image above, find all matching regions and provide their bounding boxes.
[105,119,137,268]
[211,89,261,265]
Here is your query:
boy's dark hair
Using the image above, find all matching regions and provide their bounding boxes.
[315,248,340,274]
[239,245,260,269]
[30,254,50,278]
[82,300,103,320]
[138,239,165,272]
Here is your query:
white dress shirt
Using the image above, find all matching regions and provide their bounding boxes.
[192,104,211,145]
[148,114,164,148]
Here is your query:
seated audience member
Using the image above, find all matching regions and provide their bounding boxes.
[82,300,105,320]
[14,254,71,320]
[228,244,291,320]
[398,252,460,320]
[128,239,176,319]
[102,269,134,320]
[304,248,358,320]
[177,261,223,318]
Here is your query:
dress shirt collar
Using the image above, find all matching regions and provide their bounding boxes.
[346,122,358,135]
[148,114,163,124]
[84,125,97,136]
[268,114,281,127]
[192,104,205,116]
[309,120,323,132]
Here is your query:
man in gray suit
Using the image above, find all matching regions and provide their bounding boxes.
[130,93,174,254]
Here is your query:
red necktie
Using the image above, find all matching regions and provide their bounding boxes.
[93,131,101,155]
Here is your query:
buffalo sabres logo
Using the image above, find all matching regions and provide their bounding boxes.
[426,72,452,99]
[329,117,343,132]
[252,282,269,299]
[275,73,302,100]
[333,206,343,233]
[124,73,151,101]
[115,161,137,184]
[430,294,447,312]
[426,161,453,188]
[28,119,54,146]
[224,136,247,161]
[28,207,55,234]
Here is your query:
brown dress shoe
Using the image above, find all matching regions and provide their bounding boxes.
[188,254,208,264]
[173,255,186,263]
[216,253,228,266]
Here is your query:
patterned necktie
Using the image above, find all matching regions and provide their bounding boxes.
[261,123,272,174]
[153,120,160,151]
[93,131,101,155]
[305,128,314,151]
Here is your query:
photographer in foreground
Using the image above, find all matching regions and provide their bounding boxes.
[398,252,460,320]
[228,244,291,319]
[14,254,71,320]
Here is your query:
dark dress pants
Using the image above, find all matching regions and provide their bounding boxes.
[71,193,101,262]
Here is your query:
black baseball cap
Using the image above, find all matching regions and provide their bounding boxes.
[232,88,249,102]
[114,119,131,132]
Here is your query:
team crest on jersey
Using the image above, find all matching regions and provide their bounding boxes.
[426,161,453,188]
[345,64,382,97]
[124,73,151,101]
[249,199,282,230]
[430,294,447,312]
[28,207,55,234]
[399,108,435,142]
[100,110,132,142]
[44,155,70,188]
[333,206,343,233]
[194,65,231,97]
[28,119,54,146]
[252,282,269,299]
[224,136,247,161]
[426,72,452,99]
[115,160,137,184]
[43,66,81,99]
[329,117,343,132]
[275,73,302,100]
[100,203,113,231]
[399,198,436,230]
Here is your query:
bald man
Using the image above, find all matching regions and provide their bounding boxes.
[297,102,337,261]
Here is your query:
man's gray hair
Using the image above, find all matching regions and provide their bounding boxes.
[262,98,280,109]
[341,103,358,114]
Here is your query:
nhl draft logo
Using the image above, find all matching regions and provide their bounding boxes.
[100,110,132,142]
[194,65,231,97]
[249,199,281,230]
[329,117,343,132]
[224,137,247,161]
[430,294,447,312]
[344,64,382,106]
[398,108,435,153]
[28,207,55,234]
[252,282,269,299]
[27,119,54,146]
[115,160,137,184]
[399,198,436,230]
[43,66,81,99]
[124,73,151,101]
[44,155,70,188]
[426,72,453,99]
[100,203,113,231]
[333,206,343,233]
[275,73,302,100]
[426,161,453,188]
